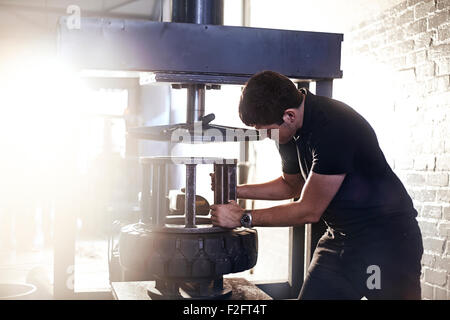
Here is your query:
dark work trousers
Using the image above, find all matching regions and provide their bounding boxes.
[298,216,424,300]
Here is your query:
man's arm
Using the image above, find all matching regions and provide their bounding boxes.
[213,172,304,201]
[210,172,345,228]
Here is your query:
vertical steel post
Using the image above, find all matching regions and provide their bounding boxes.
[302,80,332,295]
[287,81,310,298]
[315,79,333,97]
[172,0,224,25]
[185,163,197,228]
[171,0,221,126]
[289,224,306,298]
[53,122,80,299]
[151,163,162,225]
[54,191,76,299]
[222,164,229,204]
[227,163,237,202]
[141,163,151,223]
[214,163,225,204]
[186,84,205,124]
[157,163,169,226]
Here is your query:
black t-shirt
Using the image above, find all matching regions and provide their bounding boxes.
[278,88,417,234]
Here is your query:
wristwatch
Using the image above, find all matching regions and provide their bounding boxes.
[240,210,253,228]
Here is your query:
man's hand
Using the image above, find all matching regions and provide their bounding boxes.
[209,172,215,191]
[210,200,244,229]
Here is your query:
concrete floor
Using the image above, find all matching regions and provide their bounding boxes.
[0,248,53,285]
[0,227,289,299]
[0,239,110,298]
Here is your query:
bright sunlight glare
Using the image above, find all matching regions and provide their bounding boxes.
[0,54,97,202]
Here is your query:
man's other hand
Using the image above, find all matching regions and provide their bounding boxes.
[209,172,215,191]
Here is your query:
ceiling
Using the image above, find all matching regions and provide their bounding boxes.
[0,0,406,31]
[0,0,166,21]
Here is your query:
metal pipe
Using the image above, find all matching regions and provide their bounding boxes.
[238,162,249,208]
[214,163,225,204]
[227,163,237,202]
[193,0,224,25]
[223,164,229,204]
[186,84,205,123]
[151,164,161,225]
[158,163,169,226]
[171,0,187,23]
[171,0,224,25]
[185,164,197,228]
[141,164,151,223]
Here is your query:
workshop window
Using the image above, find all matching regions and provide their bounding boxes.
[75,88,128,292]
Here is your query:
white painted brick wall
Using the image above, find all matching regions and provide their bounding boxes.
[345,0,450,299]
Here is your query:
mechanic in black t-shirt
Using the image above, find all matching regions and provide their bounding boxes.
[210,70,423,300]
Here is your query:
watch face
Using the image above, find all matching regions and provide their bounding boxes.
[241,214,251,227]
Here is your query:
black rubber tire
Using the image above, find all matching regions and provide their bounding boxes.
[119,223,258,279]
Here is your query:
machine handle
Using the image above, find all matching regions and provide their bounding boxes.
[201,113,215,126]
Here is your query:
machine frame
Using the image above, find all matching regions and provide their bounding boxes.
[55,15,342,300]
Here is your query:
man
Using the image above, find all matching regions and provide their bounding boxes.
[210,70,423,300]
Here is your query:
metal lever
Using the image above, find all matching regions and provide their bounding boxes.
[201,113,215,126]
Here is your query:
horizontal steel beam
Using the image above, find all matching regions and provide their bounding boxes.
[58,17,343,81]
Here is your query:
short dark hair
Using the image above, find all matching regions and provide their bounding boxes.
[239,70,303,126]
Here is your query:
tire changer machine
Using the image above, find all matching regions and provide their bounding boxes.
[57,0,343,300]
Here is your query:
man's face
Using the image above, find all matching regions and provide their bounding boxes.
[255,121,297,145]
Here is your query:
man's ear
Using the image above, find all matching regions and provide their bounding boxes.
[282,109,296,124]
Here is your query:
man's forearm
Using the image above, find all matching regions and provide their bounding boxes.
[251,201,319,227]
[211,172,343,229]
[237,176,301,200]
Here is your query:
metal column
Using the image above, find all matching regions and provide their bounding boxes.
[172,0,223,125]
[172,0,224,25]
[185,164,197,228]
[141,164,151,223]
[227,163,237,202]
[186,84,206,123]
[288,81,309,298]
[303,79,333,290]
[214,162,237,205]
[214,163,225,204]
[315,79,333,98]
[53,129,79,299]
[150,163,168,226]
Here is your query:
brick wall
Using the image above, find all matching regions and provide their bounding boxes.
[343,0,450,300]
